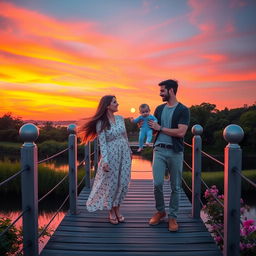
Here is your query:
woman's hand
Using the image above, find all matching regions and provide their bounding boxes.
[102,163,110,172]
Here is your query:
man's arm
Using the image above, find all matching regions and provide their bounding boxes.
[148,121,188,138]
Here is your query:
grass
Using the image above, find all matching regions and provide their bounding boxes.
[0,160,87,196]
[182,169,256,195]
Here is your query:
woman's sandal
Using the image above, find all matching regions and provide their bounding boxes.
[115,214,125,223]
[109,215,118,225]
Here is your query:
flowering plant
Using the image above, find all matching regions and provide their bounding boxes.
[203,185,256,255]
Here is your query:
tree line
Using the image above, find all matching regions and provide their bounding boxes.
[1,102,256,152]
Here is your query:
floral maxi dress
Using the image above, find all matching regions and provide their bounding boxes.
[86,115,131,212]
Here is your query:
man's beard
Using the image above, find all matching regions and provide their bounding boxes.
[162,94,170,102]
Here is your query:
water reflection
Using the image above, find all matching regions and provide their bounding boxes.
[0,211,65,253]
[41,154,153,179]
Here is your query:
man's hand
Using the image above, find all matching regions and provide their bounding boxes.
[102,163,110,172]
[137,120,143,128]
[148,120,161,131]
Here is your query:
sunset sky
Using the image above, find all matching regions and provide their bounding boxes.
[0,0,255,121]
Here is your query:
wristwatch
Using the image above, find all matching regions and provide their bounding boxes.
[159,126,163,131]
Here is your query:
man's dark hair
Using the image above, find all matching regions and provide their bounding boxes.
[159,79,178,95]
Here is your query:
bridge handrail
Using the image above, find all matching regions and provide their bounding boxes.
[0,167,28,187]
[38,174,69,203]
[234,169,256,189]
[38,193,70,238]
[0,208,29,238]
[201,150,224,166]
[38,148,69,164]
[183,159,192,171]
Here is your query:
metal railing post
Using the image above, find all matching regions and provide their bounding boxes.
[93,138,98,174]
[85,142,91,188]
[19,123,39,256]
[191,124,203,218]
[223,124,244,256]
[68,124,77,215]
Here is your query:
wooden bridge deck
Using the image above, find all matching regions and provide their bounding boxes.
[41,179,222,256]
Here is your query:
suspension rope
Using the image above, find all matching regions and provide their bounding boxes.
[234,169,256,189]
[38,174,68,203]
[182,177,192,193]
[201,150,224,166]
[38,148,69,164]
[77,175,86,189]
[183,160,192,171]
[38,194,69,238]
[184,141,192,148]
[0,208,29,238]
[0,167,28,188]
[77,159,85,168]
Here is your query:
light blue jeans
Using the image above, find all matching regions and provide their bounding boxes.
[152,146,183,219]
[138,128,153,148]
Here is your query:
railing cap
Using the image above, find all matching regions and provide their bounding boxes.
[192,124,203,135]
[223,124,244,144]
[19,123,39,142]
[67,124,77,134]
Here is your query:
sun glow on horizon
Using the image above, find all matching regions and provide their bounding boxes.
[0,1,255,121]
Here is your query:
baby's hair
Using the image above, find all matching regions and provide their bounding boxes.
[139,104,150,112]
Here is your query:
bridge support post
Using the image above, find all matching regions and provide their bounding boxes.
[93,138,99,174]
[85,142,91,188]
[191,125,203,218]
[223,124,244,256]
[19,123,39,256]
[68,124,78,215]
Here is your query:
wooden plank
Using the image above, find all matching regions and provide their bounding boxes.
[41,180,221,256]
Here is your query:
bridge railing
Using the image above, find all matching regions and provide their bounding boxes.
[184,124,256,256]
[0,123,98,256]
[1,122,255,256]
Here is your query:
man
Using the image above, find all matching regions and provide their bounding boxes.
[148,79,190,232]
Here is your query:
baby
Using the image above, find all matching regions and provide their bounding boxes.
[132,104,157,152]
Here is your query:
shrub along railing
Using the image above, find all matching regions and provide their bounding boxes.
[183,124,256,256]
[0,122,254,256]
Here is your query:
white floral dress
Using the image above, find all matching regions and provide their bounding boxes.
[86,115,131,212]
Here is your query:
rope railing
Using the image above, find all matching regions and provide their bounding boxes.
[184,141,192,148]
[38,194,70,238]
[201,150,224,166]
[234,169,256,189]
[38,174,69,203]
[183,160,192,171]
[78,175,86,189]
[0,208,29,238]
[77,159,85,168]
[38,148,69,164]
[182,177,192,193]
[0,167,28,187]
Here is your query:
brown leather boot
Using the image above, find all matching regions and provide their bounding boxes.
[168,218,178,231]
[149,211,166,225]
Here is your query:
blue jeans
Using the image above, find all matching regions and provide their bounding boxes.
[152,146,183,219]
[138,128,153,148]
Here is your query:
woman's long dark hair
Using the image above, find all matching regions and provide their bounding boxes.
[78,95,115,143]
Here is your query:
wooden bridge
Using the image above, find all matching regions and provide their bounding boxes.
[41,179,221,256]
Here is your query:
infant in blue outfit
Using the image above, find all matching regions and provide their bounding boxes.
[132,104,158,152]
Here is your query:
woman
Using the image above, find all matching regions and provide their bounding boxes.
[79,95,132,224]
